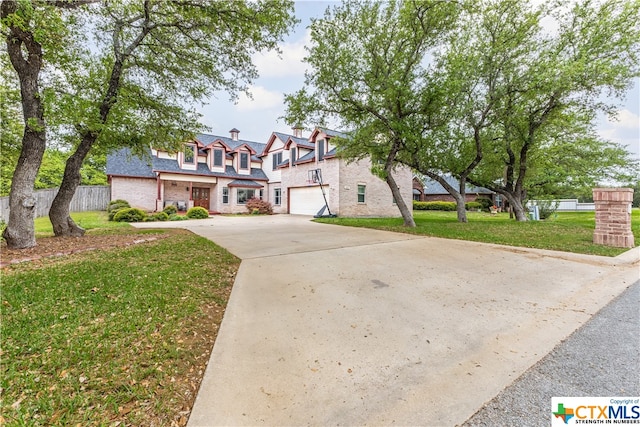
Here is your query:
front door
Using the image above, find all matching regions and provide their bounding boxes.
[192,187,210,210]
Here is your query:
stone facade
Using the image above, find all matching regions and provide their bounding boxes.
[593,188,634,248]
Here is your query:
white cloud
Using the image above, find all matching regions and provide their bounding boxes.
[605,109,640,130]
[252,29,310,78]
[598,109,640,160]
[235,85,284,112]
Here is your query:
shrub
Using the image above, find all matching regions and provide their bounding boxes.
[108,199,131,221]
[108,199,130,212]
[413,201,456,211]
[169,214,188,221]
[534,199,559,220]
[154,211,169,221]
[163,204,177,215]
[245,198,273,215]
[0,219,6,242]
[186,206,209,219]
[113,207,147,222]
[144,211,169,222]
[475,197,493,211]
[465,201,482,211]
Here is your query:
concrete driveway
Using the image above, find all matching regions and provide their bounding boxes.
[135,215,639,426]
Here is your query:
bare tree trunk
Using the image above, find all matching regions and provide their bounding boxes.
[423,171,468,222]
[385,140,415,227]
[2,1,46,249]
[386,172,415,227]
[498,190,528,221]
[49,3,151,236]
[49,136,94,236]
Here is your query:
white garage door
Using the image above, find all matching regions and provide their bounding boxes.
[289,186,329,215]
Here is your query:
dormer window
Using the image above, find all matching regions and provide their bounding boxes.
[184,144,196,164]
[290,147,297,166]
[213,148,224,167]
[240,152,249,170]
[317,139,325,161]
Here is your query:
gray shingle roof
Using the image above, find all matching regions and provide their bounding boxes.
[107,147,268,181]
[295,150,316,164]
[320,127,350,139]
[421,175,493,195]
[195,133,265,159]
[106,148,155,178]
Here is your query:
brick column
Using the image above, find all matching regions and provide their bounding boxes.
[593,188,634,248]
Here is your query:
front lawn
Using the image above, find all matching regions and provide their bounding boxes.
[315,210,639,257]
[1,225,240,426]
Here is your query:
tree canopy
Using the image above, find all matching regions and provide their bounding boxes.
[2,0,297,247]
[286,0,639,223]
[285,0,461,227]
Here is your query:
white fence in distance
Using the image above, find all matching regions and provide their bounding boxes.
[526,198,595,212]
[0,186,111,221]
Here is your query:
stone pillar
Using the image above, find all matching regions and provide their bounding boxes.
[593,188,634,248]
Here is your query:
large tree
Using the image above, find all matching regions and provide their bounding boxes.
[2,0,295,246]
[467,0,640,221]
[48,0,296,237]
[284,0,460,227]
[399,0,539,222]
[0,0,85,248]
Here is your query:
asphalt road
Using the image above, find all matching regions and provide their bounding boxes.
[463,280,640,427]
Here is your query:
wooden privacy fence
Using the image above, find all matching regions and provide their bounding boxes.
[0,186,111,221]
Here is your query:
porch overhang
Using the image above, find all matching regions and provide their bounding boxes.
[158,172,217,184]
[228,180,264,188]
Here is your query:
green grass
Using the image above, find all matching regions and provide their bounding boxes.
[316,209,639,257]
[34,211,131,237]
[1,230,240,425]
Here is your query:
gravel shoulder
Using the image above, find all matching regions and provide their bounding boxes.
[463,280,640,427]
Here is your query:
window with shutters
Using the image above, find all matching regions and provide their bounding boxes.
[272,152,283,170]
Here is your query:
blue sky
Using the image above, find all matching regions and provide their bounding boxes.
[196,1,639,160]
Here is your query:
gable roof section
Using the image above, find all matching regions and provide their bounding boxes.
[196,133,265,155]
[285,135,314,150]
[260,132,284,157]
[310,127,350,141]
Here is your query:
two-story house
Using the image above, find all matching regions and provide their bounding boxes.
[106,127,412,217]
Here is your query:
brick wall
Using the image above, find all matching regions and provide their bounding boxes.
[593,188,634,248]
[111,177,157,211]
[338,159,412,218]
[282,159,340,214]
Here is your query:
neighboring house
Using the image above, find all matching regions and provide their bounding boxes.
[106,127,412,217]
[413,175,495,204]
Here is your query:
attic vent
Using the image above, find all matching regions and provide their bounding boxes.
[229,128,240,141]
